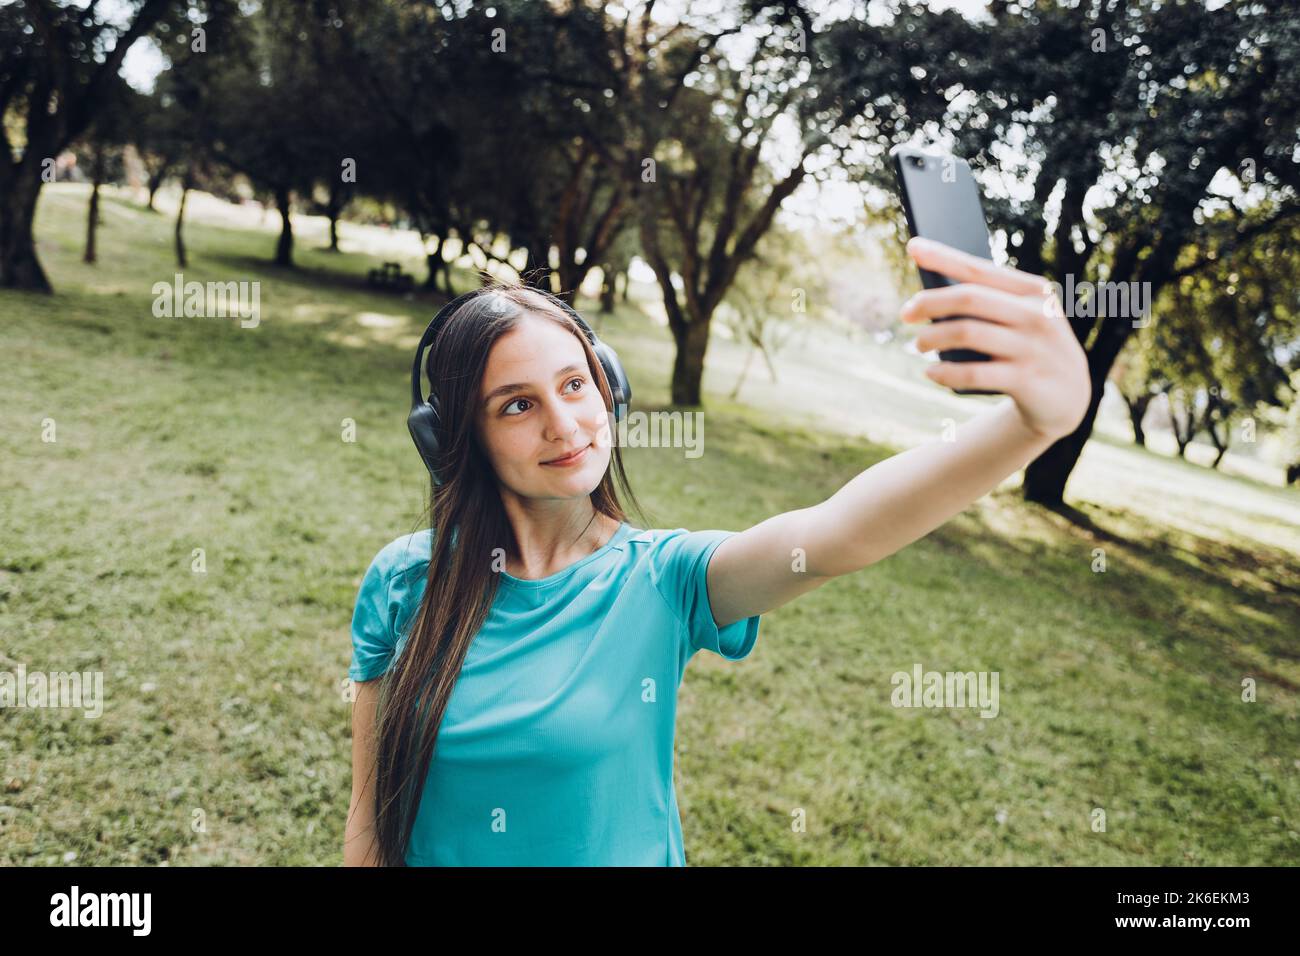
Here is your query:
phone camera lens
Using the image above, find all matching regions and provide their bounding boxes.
[910,156,926,169]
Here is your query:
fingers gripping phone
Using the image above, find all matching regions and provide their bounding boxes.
[890,144,999,396]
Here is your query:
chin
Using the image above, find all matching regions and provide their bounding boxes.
[531,448,609,493]
[556,468,607,498]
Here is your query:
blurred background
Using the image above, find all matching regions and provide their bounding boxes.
[1,0,1297,866]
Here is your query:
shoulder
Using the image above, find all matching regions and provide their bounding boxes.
[627,526,758,660]
[626,526,736,599]
[624,526,733,555]
[364,528,435,594]
[348,529,435,682]
[621,526,710,549]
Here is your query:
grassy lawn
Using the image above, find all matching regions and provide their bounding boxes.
[1,183,1296,865]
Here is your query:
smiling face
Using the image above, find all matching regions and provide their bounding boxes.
[474,313,614,501]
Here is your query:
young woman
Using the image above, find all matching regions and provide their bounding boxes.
[344,237,1091,866]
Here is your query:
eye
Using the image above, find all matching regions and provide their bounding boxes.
[501,377,586,416]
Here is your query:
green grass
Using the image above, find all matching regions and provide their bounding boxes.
[1,183,1297,865]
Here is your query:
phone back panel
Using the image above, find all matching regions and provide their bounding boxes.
[891,145,1000,393]
[892,148,992,289]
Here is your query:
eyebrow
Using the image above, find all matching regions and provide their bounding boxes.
[483,364,585,407]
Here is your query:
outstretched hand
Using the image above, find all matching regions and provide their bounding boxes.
[899,236,1092,441]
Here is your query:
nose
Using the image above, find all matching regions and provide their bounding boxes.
[541,397,581,444]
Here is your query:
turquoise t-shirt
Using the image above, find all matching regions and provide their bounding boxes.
[347,521,761,866]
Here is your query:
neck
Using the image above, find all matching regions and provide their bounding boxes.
[499,500,620,580]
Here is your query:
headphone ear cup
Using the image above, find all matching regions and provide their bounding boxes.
[406,400,445,486]
[591,341,631,420]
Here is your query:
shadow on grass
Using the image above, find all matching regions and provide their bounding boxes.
[954,486,1299,690]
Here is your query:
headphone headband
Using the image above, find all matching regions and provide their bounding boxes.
[407,285,632,485]
[409,287,604,410]
[409,289,489,409]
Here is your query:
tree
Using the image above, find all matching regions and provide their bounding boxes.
[721,222,823,398]
[1160,206,1300,467]
[137,6,236,267]
[933,0,1300,505]
[1263,368,1300,485]
[315,0,647,299]
[570,3,846,404]
[0,0,178,290]
[574,0,966,406]
[199,0,328,268]
[76,79,137,264]
[596,227,639,317]
[1111,334,1166,448]
[131,86,188,212]
[807,0,1300,503]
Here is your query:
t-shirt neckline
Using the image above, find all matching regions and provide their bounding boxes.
[499,521,633,590]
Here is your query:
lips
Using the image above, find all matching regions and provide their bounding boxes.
[542,443,591,465]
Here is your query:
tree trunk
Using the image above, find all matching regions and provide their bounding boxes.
[1170,397,1192,458]
[0,176,52,291]
[146,166,168,212]
[1204,399,1230,469]
[670,313,713,406]
[600,266,616,313]
[730,342,755,400]
[274,187,294,267]
[84,145,105,264]
[556,261,592,304]
[424,234,443,291]
[326,179,343,252]
[1125,394,1152,447]
[175,185,189,268]
[757,332,780,383]
[1168,391,1199,458]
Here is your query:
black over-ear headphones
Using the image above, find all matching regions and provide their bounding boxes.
[408,287,633,486]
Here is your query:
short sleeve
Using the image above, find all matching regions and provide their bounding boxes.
[347,549,397,682]
[649,528,761,661]
[347,531,433,682]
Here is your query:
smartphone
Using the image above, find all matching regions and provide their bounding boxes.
[890,143,999,396]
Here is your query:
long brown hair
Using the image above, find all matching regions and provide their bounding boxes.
[371,276,650,866]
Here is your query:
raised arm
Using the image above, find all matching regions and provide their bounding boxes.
[705,237,1091,630]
